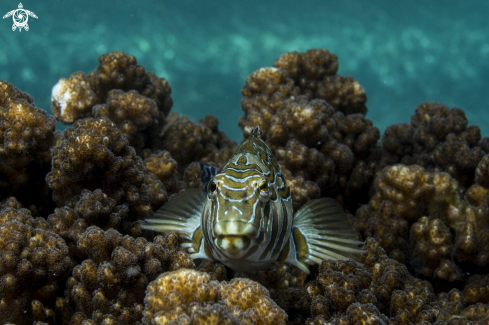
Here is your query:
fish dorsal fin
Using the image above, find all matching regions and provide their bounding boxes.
[288,198,364,273]
[143,189,205,240]
[198,162,219,191]
[251,126,263,138]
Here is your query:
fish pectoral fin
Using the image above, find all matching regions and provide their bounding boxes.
[143,189,206,241]
[291,197,364,269]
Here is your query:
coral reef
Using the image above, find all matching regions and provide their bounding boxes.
[0,81,56,216]
[238,51,381,212]
[273,49,367,115]
[51,52,172,153]
[1,48,489,324]
[157,112,237,171]
[143,268,287,324]
[67,230,193,325]
[0,198,71,324]
[46,117,153,236]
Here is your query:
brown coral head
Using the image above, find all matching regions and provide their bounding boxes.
[143,268,287,324]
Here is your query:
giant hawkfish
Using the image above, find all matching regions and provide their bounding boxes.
[143,127,363,274]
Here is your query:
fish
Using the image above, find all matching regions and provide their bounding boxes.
[143,127,363,274]
[197,162,219,191]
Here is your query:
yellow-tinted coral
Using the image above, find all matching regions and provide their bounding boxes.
[0,81,56,213]
[305,238,442,325]
[410,217,463,285]
[0,203,70,324]
[276,139,337,192]
[67,229,193,325]
[51,72,96,124]
[51,52,173,159]
[476,155,489,188]
[267,96,333,150]
[274,49,367,115]
[88,52,172,115]
[143,150,181,195]
[156,113,237,170]
[143,268,287,325]
[46,117,152,232]
[463,275,489,305]
[370,164,435,223]
[92,89,160,153]
[282,169,320,211]
[382,102,487,188]
[239,67,299,139]
[356,201,409,264]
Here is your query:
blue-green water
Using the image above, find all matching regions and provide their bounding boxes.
[1,1,488,141]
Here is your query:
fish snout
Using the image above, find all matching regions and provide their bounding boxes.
[213,221,258,257]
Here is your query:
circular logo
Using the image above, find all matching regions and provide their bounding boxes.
[13,9,28,27]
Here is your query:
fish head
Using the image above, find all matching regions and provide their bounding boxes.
[204,171,274,259]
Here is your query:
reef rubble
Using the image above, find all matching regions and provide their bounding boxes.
[1,49,489,324]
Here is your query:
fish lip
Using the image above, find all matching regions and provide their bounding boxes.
[214,235,254,259]
[213,221,259,239]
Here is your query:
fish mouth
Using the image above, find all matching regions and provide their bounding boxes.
[213,221,259,238]
[215,235,254,258]
[213,221,258,258]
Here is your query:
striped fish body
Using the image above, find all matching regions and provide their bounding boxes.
[144,128,362,274]
[200,132,294,271]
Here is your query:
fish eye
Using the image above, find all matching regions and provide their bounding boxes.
[208,181,217,195]
[259,181,269,196]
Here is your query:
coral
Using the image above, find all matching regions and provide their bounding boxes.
[144,172,169,211]
[143,268,287,324]
[4,48,489,324]
[142,150,187,211]
[0,81,56,214]
[156,113,214,167]
[183,162,206,190]
[274,49,367,115]
[305,238,441,324]
[46,117,152,233]
[381,102,488,188]
[156,113,237,170]
[332,113,380,160]
[410,217,464,286]
[67,228,194,325]
[369,164,435,223]
[143,150,181,195]
[239,67,300,138]
[355,164,487,291]
[355,201,409,264]
[244,262,308,320]
[476,155,489,188]
[0,202,71,324]
[52,52,173,156]
[282,169,320,211]
[267,96,333,150]
[275,139,336,192]
[51,72,96,124]
[463,275,489,305]
[239,50,382,212]
[48,189,130,246]
[52,52,172,125]
[92,89,160,153]
[88,52,173,115]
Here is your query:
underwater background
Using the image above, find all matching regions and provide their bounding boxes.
[1,0,488,141]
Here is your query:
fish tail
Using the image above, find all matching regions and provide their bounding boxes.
[285,198,364,274]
